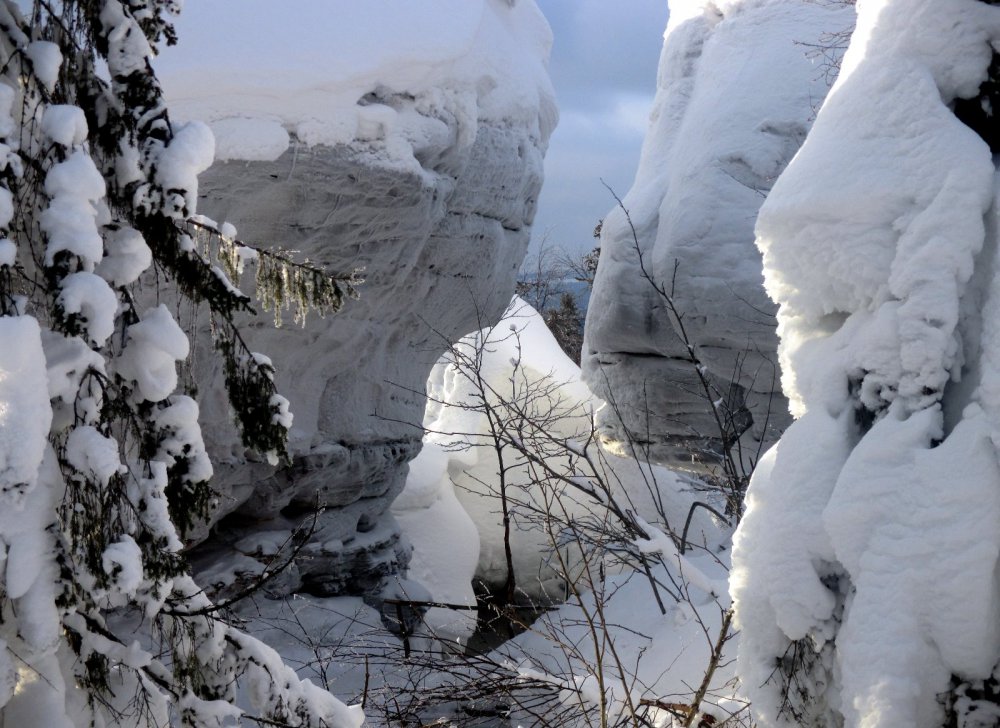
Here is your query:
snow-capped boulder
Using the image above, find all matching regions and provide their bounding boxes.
[158,0,556,596]
[393,298,712,622]
[582,0,853,468]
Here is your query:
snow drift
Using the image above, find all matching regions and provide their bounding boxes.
[394,298,714,640]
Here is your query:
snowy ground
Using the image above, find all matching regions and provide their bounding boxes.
[235,554,740,727]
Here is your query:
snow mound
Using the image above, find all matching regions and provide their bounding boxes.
[397,298,710,609]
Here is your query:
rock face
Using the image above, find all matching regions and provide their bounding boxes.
[582,0,854,469]
[158,1,556,596]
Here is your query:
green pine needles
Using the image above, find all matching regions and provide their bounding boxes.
[0,1,364,726]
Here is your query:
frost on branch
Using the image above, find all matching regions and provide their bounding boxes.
[0,0,361,725]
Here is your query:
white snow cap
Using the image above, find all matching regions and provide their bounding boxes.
[157,0,556,165]
[0,317,53,500]
[40,105,88,147]
[156,120,215,215]
[41,150,106,269]
[25,41,62,92]
[102,535,144,596]
[115,305,190,402]
[65,426,121,487]
[57,272,119,347]
[96,226,152,287]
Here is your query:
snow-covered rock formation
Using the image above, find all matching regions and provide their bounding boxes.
[583,0,853,468]
[416,298,597,605]
[157,1,556,596]
[391,298,713,644]
[731,1,1000,726]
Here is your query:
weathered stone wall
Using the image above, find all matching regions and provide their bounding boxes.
[188,121,549,596]
[583,0,854,469]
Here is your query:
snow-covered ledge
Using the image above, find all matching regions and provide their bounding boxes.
[157,0,557,596]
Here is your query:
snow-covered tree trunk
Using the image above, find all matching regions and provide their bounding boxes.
[731,1,1000,726]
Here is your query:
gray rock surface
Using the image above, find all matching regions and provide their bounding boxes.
[583,0,854,470]
[155,0,557,597]
[185,120,552,596]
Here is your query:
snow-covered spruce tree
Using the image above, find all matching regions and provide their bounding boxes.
[0,1,361,726]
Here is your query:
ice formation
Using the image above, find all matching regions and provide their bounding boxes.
[583,0,854,469]
[731,1,1000,726]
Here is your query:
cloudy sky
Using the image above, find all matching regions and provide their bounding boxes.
[530,0,670,257]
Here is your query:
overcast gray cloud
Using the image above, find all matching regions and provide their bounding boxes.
[540,0,669,110]
[530,0,669,257]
